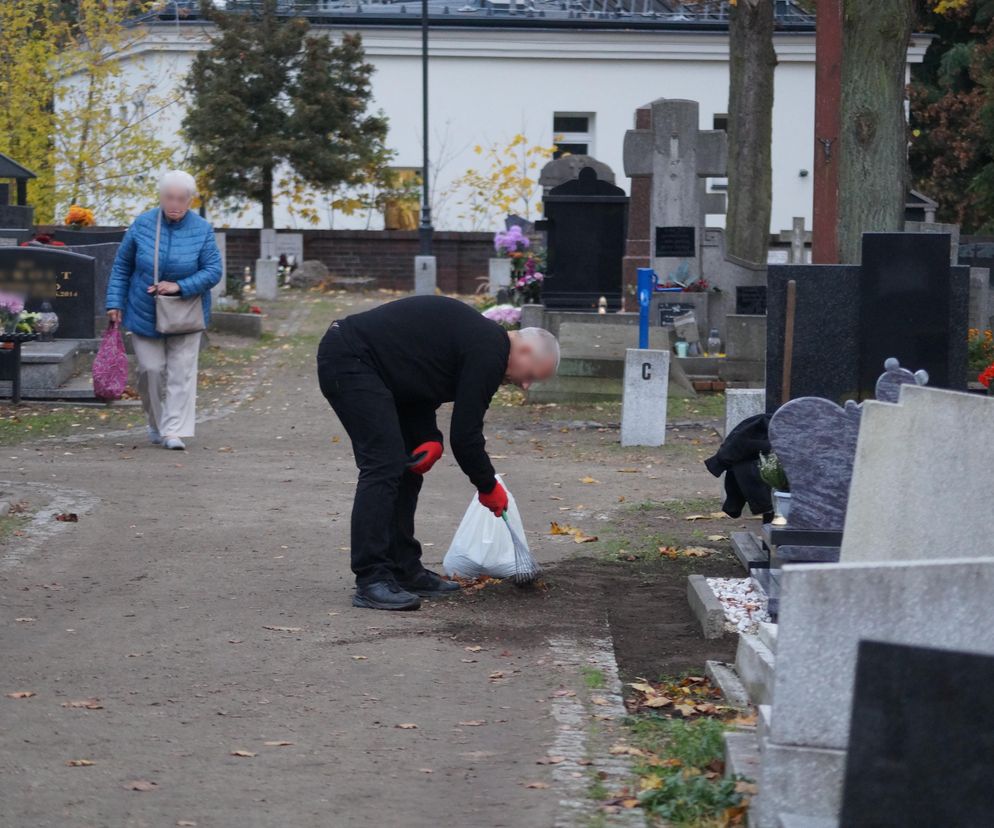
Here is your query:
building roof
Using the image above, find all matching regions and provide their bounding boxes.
[145,0,815,31]
[0,152,37,180]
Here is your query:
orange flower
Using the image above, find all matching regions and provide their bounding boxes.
[64,205,95,227]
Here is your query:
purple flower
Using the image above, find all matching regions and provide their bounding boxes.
[482,304,522,326]
[494,226,530,254]
[0,292,25,316]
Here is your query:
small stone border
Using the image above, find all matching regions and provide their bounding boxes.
[687,574,726,639]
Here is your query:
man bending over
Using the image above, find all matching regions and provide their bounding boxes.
[317,296,559,611]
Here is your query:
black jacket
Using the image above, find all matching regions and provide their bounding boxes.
[704,414,773,518]
[338,296,510,492]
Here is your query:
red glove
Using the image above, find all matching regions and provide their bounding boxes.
[407,441,443,475]
[478,481,508,517]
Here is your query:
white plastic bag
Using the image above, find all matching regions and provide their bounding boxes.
[443,474,530,579]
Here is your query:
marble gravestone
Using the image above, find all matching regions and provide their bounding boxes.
[254,258,279,301]
[621,348,670,446]
[0,247,96,338]
[841,384,994,564]
[841,641,994,827]
[766,232,969,410]
[756,557,994,827]
[769,359,928,533]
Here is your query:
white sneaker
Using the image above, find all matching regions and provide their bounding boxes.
[162,437,186,450]
[147,427,162,445]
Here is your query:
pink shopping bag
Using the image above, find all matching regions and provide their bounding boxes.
[92,322,129,401]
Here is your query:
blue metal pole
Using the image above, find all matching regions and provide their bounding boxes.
[637,267,654,349]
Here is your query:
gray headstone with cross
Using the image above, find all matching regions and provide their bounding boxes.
[779,217,812,264]
[623,99,727,281]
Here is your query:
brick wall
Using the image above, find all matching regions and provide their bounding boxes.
[39,225,495,294]
[227,229,494,294]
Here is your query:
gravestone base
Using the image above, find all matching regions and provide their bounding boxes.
[19,340,80,388]
[755,740,846,828]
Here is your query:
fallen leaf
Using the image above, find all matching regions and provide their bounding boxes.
[674,703,697,717]
[735,780,759,795]
[628,682,656,694]
[396,723,418,729]
[458,720,486,726]
[15,617,35,622]
[523,781,550,789]
[579,476,600,484]
[615,468,639,473]
[62,698,103,709]
[6,691,34,699]
[230,750,256,758]
[682,547,712,558]
[55,513,78,522]
[620,798,640,809]
[536,755,566,764]
[684,514,707,521]
[67,759,94,766]
[590,696,609,706]
[644,696,674,709]
[263,740,293,746]
[331,435,340,443]
[488,671,505,681]
[659,546,679,559]
[609,744,647,757]
[124,779,158,791]
[351,655,368,661]
[707,534,728,542]
[262,625,302,632]
[464,645,483,652]
[550,522,598,543]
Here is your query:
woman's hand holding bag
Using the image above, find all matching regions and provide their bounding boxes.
[92,321,129,401]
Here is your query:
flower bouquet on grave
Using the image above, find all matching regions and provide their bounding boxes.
[482,303,522,330]
[64,204,95,228]
[979,363,994,393]
[510,253,544,305]
[658,261,709,292]
[0,292,26,334]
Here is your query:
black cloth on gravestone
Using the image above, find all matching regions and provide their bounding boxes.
[317,325,431,586]
[333,295,510,492]
[704,414,773,518]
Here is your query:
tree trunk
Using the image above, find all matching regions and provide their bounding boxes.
[837,0,915,263]
[726,0,777,266]
[261,164,274,229]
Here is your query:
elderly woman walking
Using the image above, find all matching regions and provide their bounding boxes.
[106,171,222,450]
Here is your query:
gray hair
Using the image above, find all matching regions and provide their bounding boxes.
[518,326,560,371]
[158,170,197,199]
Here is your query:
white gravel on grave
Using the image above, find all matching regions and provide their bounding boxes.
[706,577,770,634]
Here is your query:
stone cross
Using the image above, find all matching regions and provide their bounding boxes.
[778,217,812,264]
[623,98,727,280]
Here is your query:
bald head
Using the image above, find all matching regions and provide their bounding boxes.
[505,327,560,390]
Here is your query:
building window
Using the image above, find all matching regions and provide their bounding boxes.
[553,112,594,158]
[713,113,728,132]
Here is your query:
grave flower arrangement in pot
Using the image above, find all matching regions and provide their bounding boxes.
[759,451,791,525]
[64,204,95,229]
[511,252,544,305]
[481,304,521,330]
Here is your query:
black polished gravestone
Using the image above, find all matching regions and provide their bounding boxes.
[537,166,628,311]
[840,641,994,827]
[51,228,126,246]
[766,232,969,410]
[0,247,96,338]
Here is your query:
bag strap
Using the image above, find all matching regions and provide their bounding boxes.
[153,208,162,285]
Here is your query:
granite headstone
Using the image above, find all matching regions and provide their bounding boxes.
[840,640,994,827]
[0,247,95,338]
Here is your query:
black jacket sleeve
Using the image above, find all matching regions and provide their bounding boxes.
[450,349,505,492]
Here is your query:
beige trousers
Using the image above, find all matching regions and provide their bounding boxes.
[132,332,201,438]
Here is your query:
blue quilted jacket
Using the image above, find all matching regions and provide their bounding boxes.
[106,208,222,338]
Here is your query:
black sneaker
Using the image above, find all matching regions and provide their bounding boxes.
[397,569,462,598]
[352,581,421,611]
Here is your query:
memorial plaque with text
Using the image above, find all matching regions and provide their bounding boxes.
[654,226,696,258]
[0,248,96,338]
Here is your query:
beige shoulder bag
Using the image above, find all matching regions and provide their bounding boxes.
[153,209,206,336]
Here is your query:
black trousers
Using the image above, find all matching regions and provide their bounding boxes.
[317,324,430,587]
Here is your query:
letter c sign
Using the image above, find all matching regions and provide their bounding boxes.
[642,362,652,380]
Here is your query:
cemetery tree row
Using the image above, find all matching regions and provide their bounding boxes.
[183,0,389,228]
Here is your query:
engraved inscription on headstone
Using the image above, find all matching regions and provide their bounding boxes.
[0,247,96,338]
[736,285,767,315]
[655,226,695,258]
[657,301,697,326]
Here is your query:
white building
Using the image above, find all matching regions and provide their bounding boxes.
[75,1,928,232]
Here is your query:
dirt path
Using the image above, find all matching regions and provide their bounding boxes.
[0,292,743,828]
